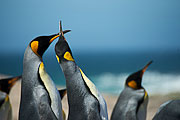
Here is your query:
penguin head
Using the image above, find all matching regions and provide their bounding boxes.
[0,76,21,94]
[125,61,153,89]
[30,33,59,57]
[55,21,73,63]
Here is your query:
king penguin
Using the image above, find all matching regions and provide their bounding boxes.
[153,100,180,120]
[55,21,108,120]
[0,76,21,94]
[111,61,152,120]
[0,76,21,120]
[0,91,12,120]
[19,32,69,120]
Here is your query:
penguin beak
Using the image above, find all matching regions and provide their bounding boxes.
[59,20,71,41]
[8,76,21,90]
[59,21,64,36]
[49,34,60,43]
[49,28,71,43]
[142,61,153,74]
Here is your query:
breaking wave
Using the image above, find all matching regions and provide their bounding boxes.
[91,71,180,95]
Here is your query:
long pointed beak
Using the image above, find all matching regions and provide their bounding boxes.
[8,76,21,85]
[8,76,21,92]
[142,61,153,73]
[50,21,71,43]
[59,21,64,36]
[59,20,71,38]
[49,34,60,43]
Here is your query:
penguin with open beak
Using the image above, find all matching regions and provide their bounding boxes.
[55,21,108,120]
[153,100,180,120]
[19,31,70,120]
[111,61,152,120]
[0,76,21,120]
[0,76,21,94]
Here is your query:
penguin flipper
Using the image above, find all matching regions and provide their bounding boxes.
[137,93,149,120]
[79,68,108,120]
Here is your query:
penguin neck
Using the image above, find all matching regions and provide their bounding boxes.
[59,60,90,102]
[60,60,77,77]
[60,61,87,91]
[24,46,42,62]
[22,46,42,87]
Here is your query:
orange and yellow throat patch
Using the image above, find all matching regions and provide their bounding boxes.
[64,51,74,61]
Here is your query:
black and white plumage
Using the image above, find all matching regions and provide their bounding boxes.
[111,61,152,120]
[153,100,180,120]
[55,21,108,120]
[19,33,64,120]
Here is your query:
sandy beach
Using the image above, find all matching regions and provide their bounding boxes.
[0,75,178,120]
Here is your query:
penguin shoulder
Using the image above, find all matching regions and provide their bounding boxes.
[156,100,173,114]
[153,100,180,120]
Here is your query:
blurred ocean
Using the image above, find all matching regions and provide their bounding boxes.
[0,51,180,95]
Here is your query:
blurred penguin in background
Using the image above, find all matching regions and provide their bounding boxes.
[0,76,21,120]
[111,61,152,120]
[153,100,180,120]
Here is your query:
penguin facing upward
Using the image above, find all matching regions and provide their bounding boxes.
[153,100,180,120]
[19,32,69,120]
[55,21,108,120]
[0,76,21,94]
[111,61,152,120]
[0,91,12,120]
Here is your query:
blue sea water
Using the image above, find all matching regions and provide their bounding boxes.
[0,50,180,95]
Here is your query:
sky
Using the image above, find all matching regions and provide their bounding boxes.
[0,0,180,54]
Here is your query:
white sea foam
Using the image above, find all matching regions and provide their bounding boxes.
[92,71,180,95]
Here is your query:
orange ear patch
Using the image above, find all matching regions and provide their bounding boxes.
[128,80,138,89]
[64,51,74,61]
[31,41,39,56]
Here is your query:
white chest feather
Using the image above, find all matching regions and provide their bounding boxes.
[39,62,62,119]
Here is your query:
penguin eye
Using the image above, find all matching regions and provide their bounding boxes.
[63,51,74,61]
[128,80,138,89]
[31,41,39,56]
